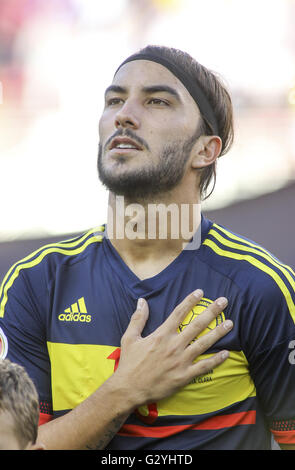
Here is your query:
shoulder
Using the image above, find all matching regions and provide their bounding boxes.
[202,221,294,286]
[0,226,105,318]
[4,225,105,274]
[201,221,295,319]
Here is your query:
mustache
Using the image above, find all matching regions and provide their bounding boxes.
[104,128,150,151]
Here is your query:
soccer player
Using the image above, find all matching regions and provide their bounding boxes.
[0,45,295,450]
[0,359,44,450]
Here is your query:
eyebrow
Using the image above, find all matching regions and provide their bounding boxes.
[104,84,181,102]
[142,85,181,102]
[104,85,127,98]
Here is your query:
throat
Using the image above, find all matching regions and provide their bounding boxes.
[123,251,182,280]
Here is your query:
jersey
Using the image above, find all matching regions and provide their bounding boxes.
[1,215,295,450]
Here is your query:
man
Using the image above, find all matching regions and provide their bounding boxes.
[0,359,44,450]
[0,45,295,450]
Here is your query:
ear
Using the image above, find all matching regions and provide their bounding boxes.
[191,135,222,169]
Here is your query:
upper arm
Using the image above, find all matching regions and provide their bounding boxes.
[0,264,53,424]
[243,269,295,447]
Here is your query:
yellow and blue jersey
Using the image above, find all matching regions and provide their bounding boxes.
[0,216,295,449]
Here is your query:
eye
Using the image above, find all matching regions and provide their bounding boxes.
[148,98,169,106]
[106,97,124,106]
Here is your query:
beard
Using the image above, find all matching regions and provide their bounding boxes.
[97,127,201,201]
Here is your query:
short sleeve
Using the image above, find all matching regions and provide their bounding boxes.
[0,264,53,425]
[242,268,295,445]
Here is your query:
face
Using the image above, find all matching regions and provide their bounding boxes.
[0,410,22,450]
[0,410,43,450]
[98,60,202,200]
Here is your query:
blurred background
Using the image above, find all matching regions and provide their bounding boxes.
[0,0,295,281]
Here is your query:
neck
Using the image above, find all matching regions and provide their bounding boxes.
[105,183,202,277]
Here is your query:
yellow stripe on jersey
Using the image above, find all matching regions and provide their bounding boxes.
[0,229,104,318]
[0,226,103,300]
[154,350,256,417]
[47,342,255,416]
[203,237,295,323]
[47,342,116,411]
[210,227,295,296]
[213,224,295,277]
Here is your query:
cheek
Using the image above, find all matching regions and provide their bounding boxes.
[148,112,194,135]
[98,118,106,141]
[98,111,114,142]
[147,123,189,148]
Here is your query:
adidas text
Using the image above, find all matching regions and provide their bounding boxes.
[58,312,91,323]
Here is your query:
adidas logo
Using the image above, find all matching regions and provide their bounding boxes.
[58,297,91,323]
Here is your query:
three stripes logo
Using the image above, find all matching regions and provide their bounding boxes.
[58,297,91,323]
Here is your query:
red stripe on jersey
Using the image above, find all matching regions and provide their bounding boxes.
[119,410,256,438]
[196,410,256,430]
[271,429,295,444]
[38,412,53,426]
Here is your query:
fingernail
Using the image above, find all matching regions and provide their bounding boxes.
[137,298,144,310]
[217,297,228,308]
[193,289,203,298]
[221,350,229,359]
[222,320,233,330]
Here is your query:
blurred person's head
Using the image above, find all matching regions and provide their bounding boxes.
[0,359,43,450]
[98,44,234,202]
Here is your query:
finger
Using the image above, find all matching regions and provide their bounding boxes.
[185,319,233,362]
[162,289,204,333]
[121,298,149,343]
[189,350,230,380]
[178,297,228,346]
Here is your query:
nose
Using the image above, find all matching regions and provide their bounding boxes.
[114,100,140,130]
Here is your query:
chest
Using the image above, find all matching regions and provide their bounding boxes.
[46,256,243,348]
[45,257,248,417]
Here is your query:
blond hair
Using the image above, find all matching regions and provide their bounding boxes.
[0,359,39,448]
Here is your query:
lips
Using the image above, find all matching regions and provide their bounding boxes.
[109,136,143,151]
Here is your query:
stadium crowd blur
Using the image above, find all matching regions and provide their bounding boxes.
[0,0,295,281]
